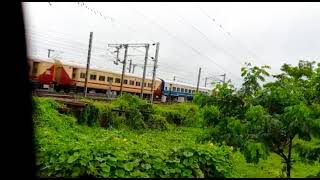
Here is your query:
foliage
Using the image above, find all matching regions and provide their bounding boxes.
[196,60,320,177]
[294,138,320,162]
[32,60,320,178]
[155,103,202,127]
[194,82,246,119]
[33,97,233,178]
[201,105,220,127]
[240,62,270,97]
[145,114,169,130]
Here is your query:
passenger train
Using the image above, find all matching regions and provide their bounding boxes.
[28,58,212,102]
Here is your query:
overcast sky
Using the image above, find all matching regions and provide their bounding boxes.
[22,2,320,88]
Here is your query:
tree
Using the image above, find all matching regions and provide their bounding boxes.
[240,62,270,97]
[244,103,319,177]
[200,60,320,177]
[242,60,320,177]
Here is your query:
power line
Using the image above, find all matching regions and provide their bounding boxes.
[196,6,267,65]
[164,4,243,66]
[26,28,112,52]
[27,32,211,84]
[123,4,241,79]
[75,2,157,44]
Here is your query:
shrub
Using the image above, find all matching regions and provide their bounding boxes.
[155,103,202,127]
[145,114,169,130]
[202,105,220,127]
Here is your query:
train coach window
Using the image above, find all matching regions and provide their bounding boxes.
[136,82,141,86]
[99,76,105,81]
[181,88,184,93]
[189,89,191,93]
[144,83,146,87]
[165,87,168,91]
[124,79,128,84]
[90,74,97,80]
[177,88,180,92]
[115,78,121,83]
[173,87,176,91]
[80,72,86,79]
[107,77,113,82]
[148,83,152,87]
[129,80,134,85]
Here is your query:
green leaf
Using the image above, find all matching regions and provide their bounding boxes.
[67,153,79,163]
[182,168,193,177]
[141,163,151,170]
[71,167,81,177]
[123,162,135,171]
[95,156,104,162]
[183,151,193,157]
[115,169,125,177]
[100,163,110,173]
[101,171,110,178]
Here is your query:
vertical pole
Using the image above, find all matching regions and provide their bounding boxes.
[196,67,201,92]
[128,59,132,73]
[223,73,226,83]
[204,77,207,87]
[115,46,120,63]
[132,64,136,74]
[173,76,176,81]
[120,44,128,96]
[169,84,172,103]
[140,44,149,99]
[84,32,93,97]
[48,49,51,58]
[150,42,160,103]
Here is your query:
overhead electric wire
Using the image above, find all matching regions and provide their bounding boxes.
[163,4,244,66]
[197,6,267,65]
[123,3,241,80]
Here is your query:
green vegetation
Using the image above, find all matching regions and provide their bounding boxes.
[33,60,320,178]
[193,60,320,177]
[33,97,233,178]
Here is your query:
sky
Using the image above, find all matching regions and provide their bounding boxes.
[22,2,320,88]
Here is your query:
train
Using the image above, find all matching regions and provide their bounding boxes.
[28,58,212,102]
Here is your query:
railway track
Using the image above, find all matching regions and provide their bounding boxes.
[33,89,114,101]
[33,89,169,105]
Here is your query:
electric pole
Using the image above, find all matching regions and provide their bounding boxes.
[114,46,121,65]
[132,64,137,74]
[221,73,226,83]
[120,44,128,96]
[173,76,176,81]
[84,32,93,97]
[128,59,132,73]
[196,67,201,92]
[150,42,160,103]
[48,49,54,58]
[108,43,151,97]
[140,44,150,99]
[223,73,226,83]
[204,77,207,87]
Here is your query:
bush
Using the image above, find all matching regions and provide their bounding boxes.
[37,144,233,178]
[202,105,220,127]
[155,103,202,127]
[145,114,169,130]
[33,97,234,178]
[109,94,155,130]
[75,94,164,130]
